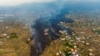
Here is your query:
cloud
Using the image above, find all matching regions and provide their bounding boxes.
[0,0,54,6]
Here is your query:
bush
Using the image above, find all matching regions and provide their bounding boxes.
[63,50,72,56]
[95,30,100,34]
[63,42,73,48]
[10,33,18,39]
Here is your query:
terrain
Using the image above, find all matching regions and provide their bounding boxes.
[41,11,100,56]
[0,20,33,56]
[0,1,100,56]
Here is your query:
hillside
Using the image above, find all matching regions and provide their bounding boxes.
[41,12,100,56]
[0,21,33,56]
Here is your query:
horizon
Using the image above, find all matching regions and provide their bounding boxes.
[0,0,100,7]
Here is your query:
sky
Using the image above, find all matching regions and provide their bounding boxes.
[0,0,99,6]
[0,0,54,6]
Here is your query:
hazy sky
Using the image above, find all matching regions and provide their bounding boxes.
[0,0,99,6]
[0,0,54,6]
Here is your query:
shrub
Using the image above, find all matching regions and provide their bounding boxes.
[10,33,18,39]
[63,50,72,56]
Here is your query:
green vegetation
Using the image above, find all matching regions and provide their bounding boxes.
[10,33,18,39]
[95,30,100,34]
[13,45,20,50]
[63,50,72,56]
[0,49,4,53]
[63,42,73,48]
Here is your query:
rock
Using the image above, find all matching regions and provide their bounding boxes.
[72,52,79,56]
[86,42,90,45]
[61,38,66,41]
[89,52,93,56]
[76,38,81,41]
[2,33,7,36]
[59,50,62,54]
[44,32,48,36]
[72,52,76,55]
[59,30,65,34]
[74,49,78,52]
[56,52,60,56]
[27,39,31,41]
[86,37,90,39]
[88,49,93,52]
[70,48,74,52]
[74,46,77,48]
[44,28,49,32]
[81,41,85,43]
[75,54,79,56]
[6,36,10,38]
[5,26,8,29]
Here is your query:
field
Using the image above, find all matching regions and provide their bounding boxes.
[0,21,32,56]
